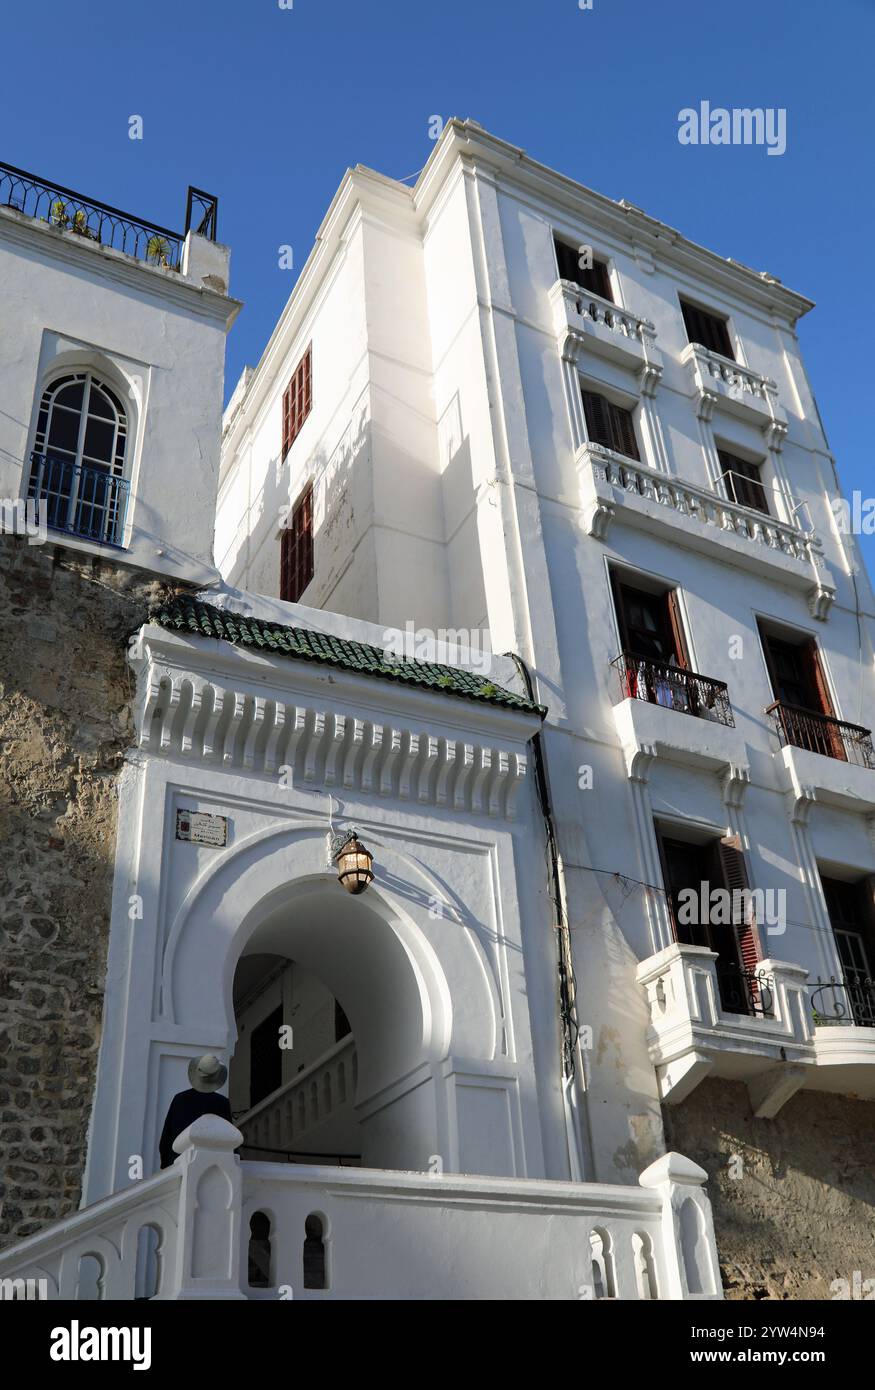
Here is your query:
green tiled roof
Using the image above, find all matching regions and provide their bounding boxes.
[150,596,545,717]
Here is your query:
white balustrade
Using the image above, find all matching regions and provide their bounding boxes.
[0,1117,723,1301]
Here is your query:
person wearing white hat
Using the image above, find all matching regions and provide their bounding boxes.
[158,1054,234,1168]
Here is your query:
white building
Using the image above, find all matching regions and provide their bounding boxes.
[1,121,873,1301]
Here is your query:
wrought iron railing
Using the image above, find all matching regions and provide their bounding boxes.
[767,701,875,768]
[27,451,130,548]
[612,652,735,726]
[810,976,875,1029]
[715,961,774,1018]
[0,159,218,270]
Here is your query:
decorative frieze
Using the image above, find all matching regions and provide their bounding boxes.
[133,656,530,820]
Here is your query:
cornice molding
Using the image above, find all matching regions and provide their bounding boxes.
[130,628,536,821]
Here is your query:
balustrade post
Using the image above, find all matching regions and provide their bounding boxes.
[639,1152,723,1300]
[166,1115,247,1301]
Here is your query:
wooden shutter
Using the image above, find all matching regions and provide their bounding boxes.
[681,301,734,361]
[717,835,762,971]
[666,591,690,669]
[280,483,314,602]
[281,345,313,461]
[610,402,640,461]
[582,389,611,449]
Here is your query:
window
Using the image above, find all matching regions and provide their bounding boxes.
[581,389,639,460]
[303,1214,327,1289]
[820,876,875,1026]
[281,345,312,460]
[680,300,734,360]
[760,623,847,761]
[280,483,314,603]
[611,574,687,666]
[718,448,769,515]
[249,1004,283,1108]
[655,828,762,1014]
[27,370,129,546]
[759,624,832,715]
[554,237,613,302]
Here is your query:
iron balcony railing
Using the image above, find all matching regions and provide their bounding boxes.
[27,451,130,548]
[767,701,875,769]
[1,159,217,270]
[612,652,735,726]
[715,961,774,1018]
[810,976,875,1029]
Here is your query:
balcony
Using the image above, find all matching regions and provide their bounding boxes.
[681,342,788,450]
[768,702,875,770]
[579,444,835,618]
[610,653,745,782]
[550,279,663,389]
[27,450,130,548]
[1,158,217,271]
[0,1115,724,1300]
[612,653,734,727]
[637,943,814,1116]
[809,978,875,1099]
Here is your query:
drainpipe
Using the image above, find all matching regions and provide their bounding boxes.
[506,652,595,1183]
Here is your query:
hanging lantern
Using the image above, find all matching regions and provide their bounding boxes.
[334,833,374,895]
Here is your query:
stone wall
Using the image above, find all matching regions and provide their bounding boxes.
[0,533,181,1249]
[662,1077,875,1299]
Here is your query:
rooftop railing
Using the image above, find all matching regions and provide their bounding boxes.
[0,159,217,270]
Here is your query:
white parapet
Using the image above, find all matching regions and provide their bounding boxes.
[0,1119,723,1302]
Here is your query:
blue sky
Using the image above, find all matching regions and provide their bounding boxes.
[3,0,874,572]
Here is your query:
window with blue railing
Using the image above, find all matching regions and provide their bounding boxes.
[27,370,130,547]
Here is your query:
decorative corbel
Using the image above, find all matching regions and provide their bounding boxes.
[722,763,751,811]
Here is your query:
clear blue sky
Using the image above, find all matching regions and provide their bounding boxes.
[4,0,874,572]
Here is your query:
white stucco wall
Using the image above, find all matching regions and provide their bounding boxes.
[0,209,239,584]
[216,121,875,1185]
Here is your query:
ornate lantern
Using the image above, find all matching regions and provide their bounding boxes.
[333,832,374,895]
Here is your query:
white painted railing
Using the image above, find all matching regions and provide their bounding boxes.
[588,446,811,560]
[0,1116,723,1301]
[236,1036,357,1155]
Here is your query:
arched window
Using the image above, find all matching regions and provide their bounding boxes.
[28,370,130,547]
[248,1211,272,1289]
[303,1213,327,1290]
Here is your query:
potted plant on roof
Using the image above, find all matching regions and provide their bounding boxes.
[146,234,172,268]
[49,199,70,230]
[70,208,96,239]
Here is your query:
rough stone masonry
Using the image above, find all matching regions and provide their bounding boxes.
[663,1077,875,1300]
[0,532,181,1248]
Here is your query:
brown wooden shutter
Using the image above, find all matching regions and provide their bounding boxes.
[666,591,690,669]
[281,345,313,461]
[717,835,762,970]
[280,483,314,602]
[611,402,640,461]
[582,389,610,448]
[804,640,846,760]
[681,301,734,361]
